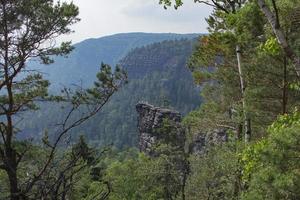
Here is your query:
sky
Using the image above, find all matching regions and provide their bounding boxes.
[60,0,213,43]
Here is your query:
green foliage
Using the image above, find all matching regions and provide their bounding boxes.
[167,1,300,200]
[0,0,82,198]
[179,1,300,199]
[159,0,183,9]
[105,153,163,200]
[0,167,9,199]
[259,37,282,56]
[242,111,300,199]
[76,118,189,200]
[185,0,300,140]
[185,141,243,200]
[71,149,162,200]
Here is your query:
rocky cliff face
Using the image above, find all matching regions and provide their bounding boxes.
[136,102,184,155]
[189,129,228,155]
[136,103,228,155]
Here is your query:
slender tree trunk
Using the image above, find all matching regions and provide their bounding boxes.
[236,124,243,141]
[5,86,20,199]
[257,0,300,77]
[282,56,288,114]
[5,83,18,200]
[181,158,189,200]
[61,176,67,200]
[236,45,251,143]
[2,2,20,199]
[7,154,19,200]
[233,170,242,199]
[181,173,186,200]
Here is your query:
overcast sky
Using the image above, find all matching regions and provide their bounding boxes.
[60,0,212,43]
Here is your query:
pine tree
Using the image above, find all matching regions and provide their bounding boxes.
[0,1,126,199]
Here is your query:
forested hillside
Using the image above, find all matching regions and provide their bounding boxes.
[30,32,199,90]
[20,39,201,148]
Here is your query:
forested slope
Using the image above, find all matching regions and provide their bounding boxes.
[21,39,201,148]
[30,32,199,90]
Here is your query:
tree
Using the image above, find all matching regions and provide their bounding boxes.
[160,0,300,78]
[160,0,253,142]
[185,143,243,200]
[94,119,188,200]
[242,111,300,199]
[257,0,300,77]
[160,0,300,140]
[0,1,127,199]
[159,0,300,199]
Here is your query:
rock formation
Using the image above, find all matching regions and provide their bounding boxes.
[136,102,184,155]
[189,129,228,155]
[136,102,228,155]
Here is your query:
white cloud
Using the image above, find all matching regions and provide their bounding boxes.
[122,0,210,22]
[58,0,212,43]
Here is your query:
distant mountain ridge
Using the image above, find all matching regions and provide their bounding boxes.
[20,33,202,148]
[30,32,201,90]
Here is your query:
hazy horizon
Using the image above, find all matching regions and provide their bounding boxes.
[59,0,212,43]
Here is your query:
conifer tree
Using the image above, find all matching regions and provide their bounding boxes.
[0,1,126,199]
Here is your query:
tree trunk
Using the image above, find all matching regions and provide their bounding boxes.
[181,158,189,200]
[257,0,300,77]
[61,176,67,200]
[181,173,186,200]
[6,148,20,200]
[236,45,251,143]
[282,56,288,114]
[1,2,20,199]
[236,124,243,141]
[5,88,20,200]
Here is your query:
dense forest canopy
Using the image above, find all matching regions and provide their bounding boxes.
[29,33,200,90]
[17,38,201,148]
[0,0,300,200]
